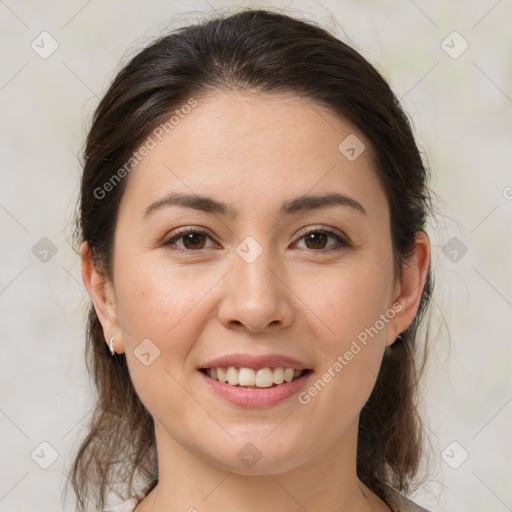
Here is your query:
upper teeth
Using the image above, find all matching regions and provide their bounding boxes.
[205,367,304,387]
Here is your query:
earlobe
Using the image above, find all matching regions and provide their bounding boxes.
[386,232,430,346]
[80,241,126,354]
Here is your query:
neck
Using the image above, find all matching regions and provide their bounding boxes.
[135,419,389,512]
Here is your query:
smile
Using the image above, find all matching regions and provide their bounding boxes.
[198,366,314,407]
[200,366,311,388]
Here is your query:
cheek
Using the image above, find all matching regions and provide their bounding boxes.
[297,256,393,405]
[114,262,224,403]
[115,262,215,344]
[304,256,394,345]
[115,265,216,422]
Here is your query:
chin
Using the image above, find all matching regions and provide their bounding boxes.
[206,438,307,476]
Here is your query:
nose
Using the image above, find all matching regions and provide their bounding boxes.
[217,246,294,333]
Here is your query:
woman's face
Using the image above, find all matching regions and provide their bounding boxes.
[87,91,419,475]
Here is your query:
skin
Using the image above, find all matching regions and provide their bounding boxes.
[81,91,430,512]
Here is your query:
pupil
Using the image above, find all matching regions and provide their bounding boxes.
[306,232,326,249]
[184,233,204,249]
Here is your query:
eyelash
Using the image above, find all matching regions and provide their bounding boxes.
[162,226,351,253]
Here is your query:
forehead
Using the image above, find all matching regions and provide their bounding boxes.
[118,91,387,223]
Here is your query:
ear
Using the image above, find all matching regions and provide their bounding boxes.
[385,231,430,346]
[80,241,126,354]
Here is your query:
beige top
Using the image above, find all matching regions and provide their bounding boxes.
[102,485,430,512]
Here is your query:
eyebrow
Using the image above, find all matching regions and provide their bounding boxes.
[140,191,366,221]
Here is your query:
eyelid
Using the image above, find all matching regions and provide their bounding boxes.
[295,224,350,243]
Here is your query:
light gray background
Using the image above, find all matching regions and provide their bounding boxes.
[1,1,511,511]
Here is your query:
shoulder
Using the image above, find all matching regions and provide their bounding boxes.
[101,481,156,511]
[100,496,139,512]
[382,485,431,512]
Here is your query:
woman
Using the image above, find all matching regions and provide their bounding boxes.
[69,8,433,512]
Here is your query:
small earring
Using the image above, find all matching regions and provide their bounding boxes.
[397,333,403,340]
[109,337,115,356]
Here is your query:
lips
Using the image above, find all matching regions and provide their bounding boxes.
[197,352,314,407]
[198,367,313,407]
[198,353,313,371]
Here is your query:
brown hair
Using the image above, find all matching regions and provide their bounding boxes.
[68,7,433,511]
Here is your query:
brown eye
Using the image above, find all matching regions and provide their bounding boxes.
[180,232,207,250]
[163,229,216,251]
[295,229,348,251]
[303,232,329,250]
